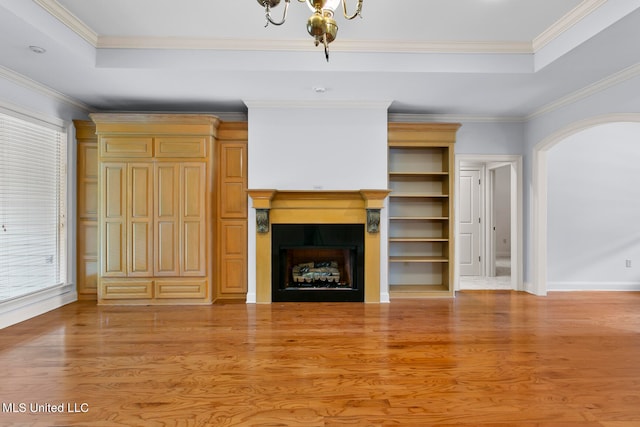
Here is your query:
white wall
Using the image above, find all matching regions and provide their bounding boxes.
[248,102,389,190]
[246,101,391,302]
[456,121,526,156]
[547,122,640,290]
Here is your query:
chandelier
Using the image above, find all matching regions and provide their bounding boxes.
[257,0,364,61]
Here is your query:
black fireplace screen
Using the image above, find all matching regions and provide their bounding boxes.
[271,224,365,302]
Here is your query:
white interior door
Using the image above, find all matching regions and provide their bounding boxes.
[459,169,481,276]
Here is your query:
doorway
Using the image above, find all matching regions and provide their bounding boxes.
[455,155,523,291]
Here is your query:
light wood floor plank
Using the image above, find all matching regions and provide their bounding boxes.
[1,291,639,426]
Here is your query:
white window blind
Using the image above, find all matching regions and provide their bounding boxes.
[0,112,67,301]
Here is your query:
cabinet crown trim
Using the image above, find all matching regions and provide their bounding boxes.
[90,113,220,137]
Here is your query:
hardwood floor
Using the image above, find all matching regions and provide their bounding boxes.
[1,291,640,426]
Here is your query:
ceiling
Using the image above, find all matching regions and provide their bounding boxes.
[1,0,640,118]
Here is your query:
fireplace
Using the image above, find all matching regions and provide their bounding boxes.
[247,189,390,303]
[272,224,365,302]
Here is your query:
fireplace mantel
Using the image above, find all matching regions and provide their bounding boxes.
[248,189,390,303]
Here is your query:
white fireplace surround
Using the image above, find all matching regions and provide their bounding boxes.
[244,101,392,303]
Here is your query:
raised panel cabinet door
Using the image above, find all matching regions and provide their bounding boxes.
[154,137,207,158]
[128,164,154,276]
[101,163,126,276]
[154,164,180,276]
[78,143,98,219]
[181,163,206,276]
[77,220,98,296]
[100,137,153,158]
[220,220,247,294]
[220,143,247,218]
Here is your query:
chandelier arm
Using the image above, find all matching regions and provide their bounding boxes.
[265,0,291,26]
[323,33,329,62]
[342,0,363,20]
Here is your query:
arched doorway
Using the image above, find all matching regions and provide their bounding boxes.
[532,114,640,295]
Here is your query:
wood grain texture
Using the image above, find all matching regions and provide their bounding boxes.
[1,291,640,426]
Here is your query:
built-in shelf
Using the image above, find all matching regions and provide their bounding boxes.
[387,122,460,299]
[389,256,449,263]
[389,238,449,242]
[389,171,449,176]
[389,284,451,299]
[390,194,449,198]
[390,217,449,221]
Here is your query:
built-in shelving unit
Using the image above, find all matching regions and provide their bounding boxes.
[388,123,460,298]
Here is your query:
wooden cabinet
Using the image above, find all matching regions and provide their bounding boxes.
[388,123,460,298]
[100,162,153,278]
[74,120,99,300]
[216,122,248,299]
[154,162,207,277]
[91,114,219,304]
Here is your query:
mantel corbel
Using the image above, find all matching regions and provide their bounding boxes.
[248,190,276,233]
[360,189,391,233]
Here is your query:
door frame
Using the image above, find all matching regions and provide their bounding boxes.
[486,162,513,278]
[455,155,523,292]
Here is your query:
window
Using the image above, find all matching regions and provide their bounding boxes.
[0,111,67,301]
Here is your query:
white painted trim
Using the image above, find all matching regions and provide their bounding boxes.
[0,66,93,113]
[389,113,526,124]
[244,100,392,110]
[528,63,640,120]
[532,148,548,296]
[549,282,640,292]
[531,113,640,296]
[523,281,535,294]
[246,292,257,304]
[32,0,99,47]
[455,155,524,293]
[36,0,607,56]
[97,36,532,54]
[532,0,606,52]
[0,100,65,130]
[0,284,76,329]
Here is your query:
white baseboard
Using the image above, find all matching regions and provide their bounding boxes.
[0,284,77,329]
[523,281,547,295]
[548,282,640,292]
[245,292,257,304]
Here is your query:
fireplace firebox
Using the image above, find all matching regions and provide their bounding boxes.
[271,224,365,302]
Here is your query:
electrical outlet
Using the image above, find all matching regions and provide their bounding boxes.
[625,259,632,268]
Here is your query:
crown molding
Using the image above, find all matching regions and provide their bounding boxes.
[32,0,99,47]
[244,100,392,110]
[0,100,65,130]
[97,36,532,54]
[0,65,92,113]
[33,0,609,56]
[533,0,606,52]
[389,113,525,124]
[528,63,640,120]
[93,110,248,122]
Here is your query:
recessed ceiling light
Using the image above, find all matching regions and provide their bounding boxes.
[313,86,327,93]
[29,45,46,54]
